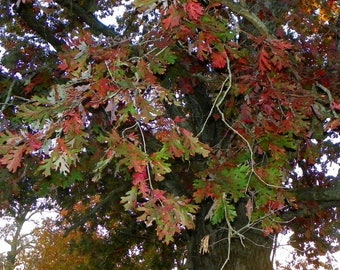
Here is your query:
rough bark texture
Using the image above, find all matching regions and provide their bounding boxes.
[187,200,274,270]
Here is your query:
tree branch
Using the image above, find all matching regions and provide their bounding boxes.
[282,186,340,221]
[17,4,65,51]
[295,186,340,204]
[17,0,118,51]
[55,0,118,39]
[64,182,130,235]
[221,0,269,36]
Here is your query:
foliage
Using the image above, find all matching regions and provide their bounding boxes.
[20,220,93,270]
[0,0,340,269]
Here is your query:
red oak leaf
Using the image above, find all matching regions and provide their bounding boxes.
[196,32,218,61]
[92,78,112,97]
[178,25,194,40]
[211,50,227,69]
[0,145,26,173]
[27,133,43,151]
[185,0,204,21]
[24,73,47,94]
[263,227,274,236]
[132,170,150,196]
[62,111,84,134]
[265,200,285,211]
[152,189,167,201]
[132,171,147,185]
[271,39,292,50]
[315,69,326,77]
[162,5,181,30]
[136,60,157,84]
[173,116,185,123]
[258,48,272,73]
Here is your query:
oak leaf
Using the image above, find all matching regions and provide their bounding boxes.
[27,133,43,151]
[258,48,272,73]
[185,0,204,21]
[0,145,26,173]
[132,170,150,196]
[211,50,227,69]
[271,39,293,50]
[152,189,167,201]
[162,5,181,30]
[120,187,138,211]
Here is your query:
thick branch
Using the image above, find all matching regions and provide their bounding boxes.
[295,186,340,205]
[18,4,65,51]
[64,182,130,235]
[55,0,118,39]
[222,0,269,36]
[282,186,340,220]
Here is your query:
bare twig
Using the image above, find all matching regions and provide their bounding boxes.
[222,0,269,36]
[315,82,338,118]
[136,121,154,191]
[210,54,282,189]
[220,192,245,270]
[0,80,15,113]
[196,73,230,138]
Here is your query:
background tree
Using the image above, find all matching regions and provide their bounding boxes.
[19,219,92,270]
[21,217,187,270]
[0,162,56,270]
[0,0,339,269]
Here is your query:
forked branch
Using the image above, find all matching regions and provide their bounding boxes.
[222,0,269,36]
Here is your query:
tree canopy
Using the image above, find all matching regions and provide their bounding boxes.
[0,0,340,269]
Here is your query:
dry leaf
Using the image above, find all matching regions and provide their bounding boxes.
[199,235,210,254]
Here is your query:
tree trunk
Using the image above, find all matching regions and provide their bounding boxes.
[4,210,27,270]
[5,226,21,270]
[187,200,274,270]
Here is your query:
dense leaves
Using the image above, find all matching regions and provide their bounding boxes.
[0,0,340,269]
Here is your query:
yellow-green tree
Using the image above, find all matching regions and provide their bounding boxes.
[21,220,92,270]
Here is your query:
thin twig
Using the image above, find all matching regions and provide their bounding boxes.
[121,122,137,137]
[216,56,282,189]
[315,82,338,118]
[271,233,278,263]
[0,80,15,113]
[136,121,154,191]
[212,205,288,249]
[220,193,232,270]
[105,60,124,98]
[220,192,247,269]
[196,73,230,138]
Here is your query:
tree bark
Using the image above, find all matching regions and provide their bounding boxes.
[17,3,65,51]
[5,217,25,270]
[55,0,118,38]
[187,200,274,270]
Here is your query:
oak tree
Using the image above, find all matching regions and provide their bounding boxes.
[0,0,340,269]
